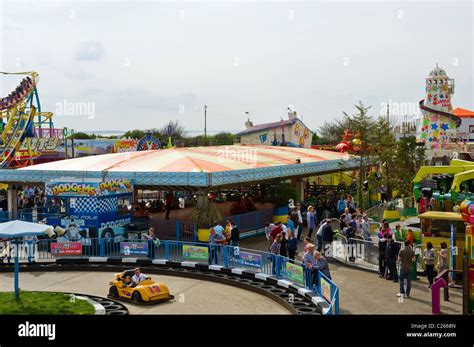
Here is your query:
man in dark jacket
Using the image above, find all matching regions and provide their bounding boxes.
[321,220,334,258]
[230,221,240,246]
[385,234,400,282]
[378,233,388,277]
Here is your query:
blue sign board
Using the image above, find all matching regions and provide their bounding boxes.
[238,251,262,269]
[120,242,149,256]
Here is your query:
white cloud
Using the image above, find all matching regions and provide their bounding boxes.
[74,41,105,61]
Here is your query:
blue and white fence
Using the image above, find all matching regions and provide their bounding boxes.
[0,238,340,315]
[5,208,273,242]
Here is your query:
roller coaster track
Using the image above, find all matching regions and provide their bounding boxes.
[0,71,41,168]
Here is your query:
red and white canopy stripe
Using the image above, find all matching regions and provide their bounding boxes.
[20,145,348,173]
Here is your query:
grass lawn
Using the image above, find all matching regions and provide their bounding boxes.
[0,291,96,315]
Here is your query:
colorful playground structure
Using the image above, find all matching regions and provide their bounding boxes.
[413,159,474,205]
[0,71,61,168]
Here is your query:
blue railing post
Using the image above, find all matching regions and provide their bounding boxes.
[193,224,198,242]
[100,239,105,257]
[164,240,170,260]
[224,246,229,267]
[335,289,340,315]
[275,255,281,277]
[175,221,180,241]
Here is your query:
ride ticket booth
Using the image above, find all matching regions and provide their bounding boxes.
[44,178,134,239]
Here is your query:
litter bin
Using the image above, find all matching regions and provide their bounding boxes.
[411,254,419,280]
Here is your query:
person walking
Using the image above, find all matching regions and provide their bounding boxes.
[381,222,393,237]
[270,222,283,242]
[270,234,283,275]
[303,244,317,288]
[337,196,346,216]
[344,222,356,262]
[438,242,452,289]
[265,222,276,249]
[208,227,224,265]
[165,190,174,219]
[340,207,352,229]
[286,215,295,235]
[321,219,334,259]
[143,227,159,258]
[397,240,416,298]
[287,230,297,262]
[303,236,312,254]
[229,221,240,247]
[229,221,240,258]
[306,205,316,240]
[360,215,371,241]
[316,220,325,252]
[280,231,288,258]
[213,221,225,236]
[385,234,400,282]
[378,232,388,278]
[314,251,332,280]
[423,241,436,288]
[296,203,304,241]
[393,224,403,241]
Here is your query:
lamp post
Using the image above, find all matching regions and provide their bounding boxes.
[204,105,207,140]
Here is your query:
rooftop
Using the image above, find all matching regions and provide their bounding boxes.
[0,145,358,188]
[454,107,474,118]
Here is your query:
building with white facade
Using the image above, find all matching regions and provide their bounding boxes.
[237,111,313,148]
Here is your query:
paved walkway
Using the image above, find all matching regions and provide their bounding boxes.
[240,235,464,314]
[0,271,291,315]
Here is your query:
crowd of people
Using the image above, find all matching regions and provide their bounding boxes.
[376,223,452,298]
[17,186,47,211]
[0,76,34,110]
[207,220,240,264]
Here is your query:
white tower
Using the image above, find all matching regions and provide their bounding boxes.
[418,64,460,150]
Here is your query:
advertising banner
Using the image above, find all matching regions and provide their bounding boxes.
[120,242,148,256]
[238,251,262,269]
[320,276,332,303]
[183,245,209,262]
[50,242,82,256]
[99,178,133,195]
[47,178,133,197]
[285,262,304,284]
[47,181,99,197]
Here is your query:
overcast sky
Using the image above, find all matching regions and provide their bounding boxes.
[1,0,473,134]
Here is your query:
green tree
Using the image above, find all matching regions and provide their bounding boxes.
[340,102,378,210]
[372,117,398,199]
[213,132,236,145]
[121,130,146,139]
[159,120,186,139]
[70,132,95,139]
[318,117,353,144]
[311,131,329,145]
[395,136,426,197]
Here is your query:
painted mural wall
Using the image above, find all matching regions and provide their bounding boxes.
[240,119,312,148]
[418,66,460,150]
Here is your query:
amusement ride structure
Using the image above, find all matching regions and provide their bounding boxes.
[0,71,60,168]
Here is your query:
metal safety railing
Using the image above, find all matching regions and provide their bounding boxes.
[0,237,340,315]
[332,234,406,273]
